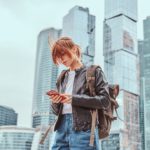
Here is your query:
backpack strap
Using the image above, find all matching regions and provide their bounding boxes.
[89,109,98,146]
[86,65,101,96]
[86,65,101,147]
[39,125,52,144]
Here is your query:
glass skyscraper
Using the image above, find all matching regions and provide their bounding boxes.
[0,126,34,150]
[62,6,95,66]
[32,28,61,149]
[0,105,18,126]
[138,16,150,150]
[32,28,61,128]
[102,0,141,149]
[138,40,145,150]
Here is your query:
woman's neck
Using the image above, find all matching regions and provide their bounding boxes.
[69,61,83,71]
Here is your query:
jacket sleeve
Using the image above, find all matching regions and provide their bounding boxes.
[51,102,61,116]
[50,79,62,116]
[71,67,110,110]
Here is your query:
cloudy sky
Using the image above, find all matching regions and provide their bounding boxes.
[0,0,150,127]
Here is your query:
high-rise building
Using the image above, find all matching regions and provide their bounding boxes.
[138,40,145,150]
[0,105,17,126]
[102,0,141,149]
[62,6,95,66]
[32,28,61,128]
[32,28,61,149]
[138,16,150,150]
[0,126,34,150]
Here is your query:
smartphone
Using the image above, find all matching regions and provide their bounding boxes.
[46,90,59,96]
[46,90,66,101]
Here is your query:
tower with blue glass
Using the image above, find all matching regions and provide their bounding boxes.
[138,16,150,150]
[62,6,95,66]
[32,28,62,149]
[102,0,141,150]
[0,105,17,126]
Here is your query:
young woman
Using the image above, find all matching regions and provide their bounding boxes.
[49,37,110,150]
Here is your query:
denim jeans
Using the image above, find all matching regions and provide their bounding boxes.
[50,114,100,150]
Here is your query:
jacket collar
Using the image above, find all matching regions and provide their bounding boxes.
[66,63,86,73]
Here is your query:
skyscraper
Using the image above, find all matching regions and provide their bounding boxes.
[0,126,34,150]
[138,16,150,150]
[0,105,18,126]
[102,0,141,149]
[32,28,61,149]
[32,28,61,128]
[62,6,95,66]
[138,40,145,150]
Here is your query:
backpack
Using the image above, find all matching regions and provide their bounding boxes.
[86,65,119,146]
[40,65,120,145]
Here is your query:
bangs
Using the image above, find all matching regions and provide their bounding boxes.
[52,43,71,65]
[51,37,81,65]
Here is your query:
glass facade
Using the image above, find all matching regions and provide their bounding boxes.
[0,126,34,150]
[103,15,138,55]
[32,28,61,149]
[32,28,61,128]
[138,17,150,150]
[138,40,145,150]
[0,105,17,126]
[105,0,137,21]
[62,6,95,66]
[101,132,120,150]
[104,50,139,95]
[103,0,141,150]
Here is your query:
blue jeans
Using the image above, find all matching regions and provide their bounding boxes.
[51,114,100,150]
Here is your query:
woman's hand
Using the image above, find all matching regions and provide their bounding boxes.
[60,94,72,104]
[49,94,62,103]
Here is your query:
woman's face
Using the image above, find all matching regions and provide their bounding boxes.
[60,53,74,67]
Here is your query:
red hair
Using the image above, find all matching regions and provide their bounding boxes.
[51,37,81,65]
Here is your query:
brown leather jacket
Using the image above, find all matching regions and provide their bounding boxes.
[51,65,110,131]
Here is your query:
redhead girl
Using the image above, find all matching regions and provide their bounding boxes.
[49,37,110,150]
